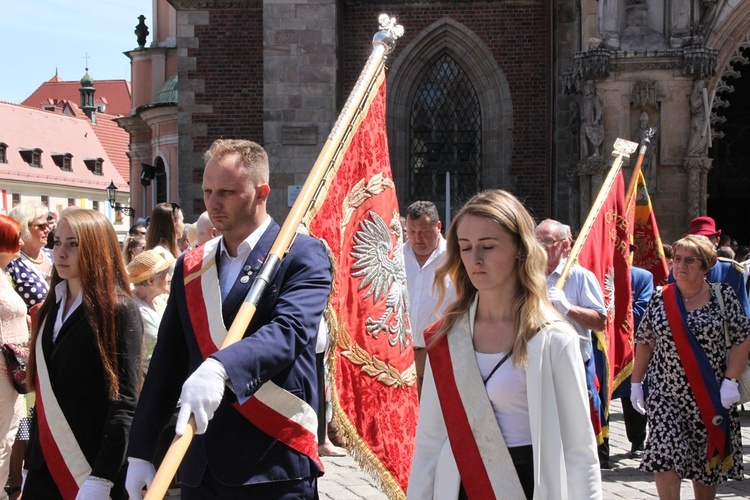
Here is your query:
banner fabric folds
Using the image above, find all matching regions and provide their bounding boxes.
[627,170,670,286]
[306,75,418,499]
[576,170,634,437]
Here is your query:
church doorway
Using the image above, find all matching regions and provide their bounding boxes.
[709,46,750,246]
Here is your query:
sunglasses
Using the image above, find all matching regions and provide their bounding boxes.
[30,223,50,231]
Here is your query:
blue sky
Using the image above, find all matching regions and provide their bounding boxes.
[0,0,152,104]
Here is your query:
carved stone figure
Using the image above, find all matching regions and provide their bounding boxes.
[569,100,580,162]
[687,79,709,157]
[580,81,604,159]
[636,111,659,191]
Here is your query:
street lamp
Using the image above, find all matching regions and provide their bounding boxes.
[106,180,135,216]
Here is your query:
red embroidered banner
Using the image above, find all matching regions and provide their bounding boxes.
[307,75,418,498]
[627,170,669,286]
[577,171,634,410]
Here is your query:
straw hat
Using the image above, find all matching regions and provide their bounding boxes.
[127,249,175,285]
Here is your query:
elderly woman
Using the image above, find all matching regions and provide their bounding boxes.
[126,249,174,374]
[6,202,52,311]
[631,235,750,500]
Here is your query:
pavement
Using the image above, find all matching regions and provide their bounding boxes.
[318,400,750,499]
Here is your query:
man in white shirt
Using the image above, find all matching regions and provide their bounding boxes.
[536,219,610,467]
[403,201,454,396]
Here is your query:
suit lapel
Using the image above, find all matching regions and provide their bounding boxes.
[221,220,279,323]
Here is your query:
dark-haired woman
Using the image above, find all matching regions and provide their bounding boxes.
[23,209,142,500]
[145,203,184,259]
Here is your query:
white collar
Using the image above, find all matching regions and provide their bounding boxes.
[218,215,272,261]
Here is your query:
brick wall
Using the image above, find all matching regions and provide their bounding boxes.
[339,1,552,217]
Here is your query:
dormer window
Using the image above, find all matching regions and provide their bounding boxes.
[19,148,42,168]
[51,153,73,172]
[0,143,7,163]
[84,157,104,176]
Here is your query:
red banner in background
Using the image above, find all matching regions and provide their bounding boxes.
[628,170,669,286]
[577,171,634,411]
[307,76,417,499]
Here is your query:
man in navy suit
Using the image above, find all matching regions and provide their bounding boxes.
[622,265,654,459]
[125,139,332,498]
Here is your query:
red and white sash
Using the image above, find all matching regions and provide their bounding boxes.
[182,240,323,470]
[34,317,90,500]
[424,307,525,499]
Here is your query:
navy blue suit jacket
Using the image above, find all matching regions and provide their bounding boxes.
[631,266,654,332]
[127,219,332,487]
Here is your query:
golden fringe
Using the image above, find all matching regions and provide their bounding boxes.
[330,373,407,500]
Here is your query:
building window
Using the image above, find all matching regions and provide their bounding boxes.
[19,148,43,168]
[52,153,73,172]
[12,193,20,207]
[93,200,99,212]
[409,53,482,214]
[84,157,103,175]
[0,142,7,163]
[154,157,168,204]
[68,198,75,208]
[41,195,49,207]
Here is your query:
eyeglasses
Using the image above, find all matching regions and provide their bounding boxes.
[539,238,561,248]
[673,255,698,266]
[29,223,49,231]
[133,230,147,236]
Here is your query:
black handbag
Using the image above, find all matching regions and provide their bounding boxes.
[2,342,30,394]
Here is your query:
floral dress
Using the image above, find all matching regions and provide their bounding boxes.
[635,282,749,484]
[4,248,52,312]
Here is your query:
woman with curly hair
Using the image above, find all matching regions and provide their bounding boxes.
[23,209,142,499]
[408,190,601,500]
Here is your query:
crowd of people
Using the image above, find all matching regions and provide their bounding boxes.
[1,136,749,499]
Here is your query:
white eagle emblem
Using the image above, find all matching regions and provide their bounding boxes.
[350,211,411,351]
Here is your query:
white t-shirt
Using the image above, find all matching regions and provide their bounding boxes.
[403,236,455,348]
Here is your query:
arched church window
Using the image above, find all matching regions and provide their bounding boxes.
[409,53,481,217]
[154,157,168,204]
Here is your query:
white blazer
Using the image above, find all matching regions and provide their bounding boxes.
[407,305,602,500]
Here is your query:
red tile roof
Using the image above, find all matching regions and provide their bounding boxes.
[58,101,131,181]
[0,102,127,192]
[22,75,132,117]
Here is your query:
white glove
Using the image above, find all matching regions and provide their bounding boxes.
[720,378,740,409]
[630,382,646,415]
[176,357,228,435]
[75,477,112,500]
[548,287,571,315]
[125,457,155,499]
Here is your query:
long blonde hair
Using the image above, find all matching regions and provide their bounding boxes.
[432,190,558,367]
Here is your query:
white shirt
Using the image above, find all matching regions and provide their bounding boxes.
[52,280,82,343]
[218,216,272,301]
[403,236,455,348]
[546,259,605,362]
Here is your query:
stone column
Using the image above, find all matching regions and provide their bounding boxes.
[683,156,712,221]
[598,0,620,50]
[575,156,607,229]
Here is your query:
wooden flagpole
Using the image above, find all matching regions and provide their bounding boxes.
[554,138,639,289]
[624,127,656,209]
[143,15,404,499]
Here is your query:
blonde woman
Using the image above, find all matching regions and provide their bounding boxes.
[408,190,601,500]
